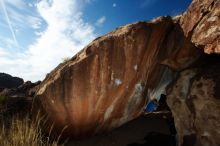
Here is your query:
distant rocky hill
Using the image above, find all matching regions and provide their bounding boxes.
[0,73,40,126]
[0,73,24,92]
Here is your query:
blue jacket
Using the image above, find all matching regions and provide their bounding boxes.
[146,100,157,112]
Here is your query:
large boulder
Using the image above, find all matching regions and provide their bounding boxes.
[35,0,219,144]
[35,16,199,138]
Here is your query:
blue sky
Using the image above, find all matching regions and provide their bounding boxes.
[0,0,191,81]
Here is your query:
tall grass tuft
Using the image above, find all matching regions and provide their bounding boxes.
[0,114,65,146]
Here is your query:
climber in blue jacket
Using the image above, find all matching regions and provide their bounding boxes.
[145,99,158,112]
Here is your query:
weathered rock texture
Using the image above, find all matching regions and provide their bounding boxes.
[165,0,220,146]
[35,0,219,145]
[180,0,220,54]
[167,56,220,146]
[35,16,199,138]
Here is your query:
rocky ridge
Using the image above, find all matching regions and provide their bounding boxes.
[0,74,40,125]
[0,73,24,92]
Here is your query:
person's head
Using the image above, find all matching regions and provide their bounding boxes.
[153,98,157,103]
[159,94,166,103]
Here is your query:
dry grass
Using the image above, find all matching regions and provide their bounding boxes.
[62,57,71,63]
[0,115,65,146]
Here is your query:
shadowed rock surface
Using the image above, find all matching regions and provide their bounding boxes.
[167,55,220,146]
[167,0,220,145]
[66,112,176,146]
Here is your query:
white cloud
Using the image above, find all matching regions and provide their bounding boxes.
[113,3,117,7]
[0,0,96,81]
[95,16,106,27]
[2,2,44,31]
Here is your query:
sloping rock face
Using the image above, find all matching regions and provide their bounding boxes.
[35,17,200,138]
[0,73,24,92]
[180,0,220,54]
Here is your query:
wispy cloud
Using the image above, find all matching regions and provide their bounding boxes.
[4,4,43,30]
[140,0,157,8]
[0,0,19,47]
[34,31,43,36]
[0,0,96,81]
[28,3,34,7]
[27,15,42,29]
[4,0,26,10]
[0,36,18,51]
[95,16,106,27]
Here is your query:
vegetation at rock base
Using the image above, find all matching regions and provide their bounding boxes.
[0,115,65,146]
[0,96,7,104]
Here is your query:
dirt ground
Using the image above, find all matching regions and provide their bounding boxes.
[65,112,176,146]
